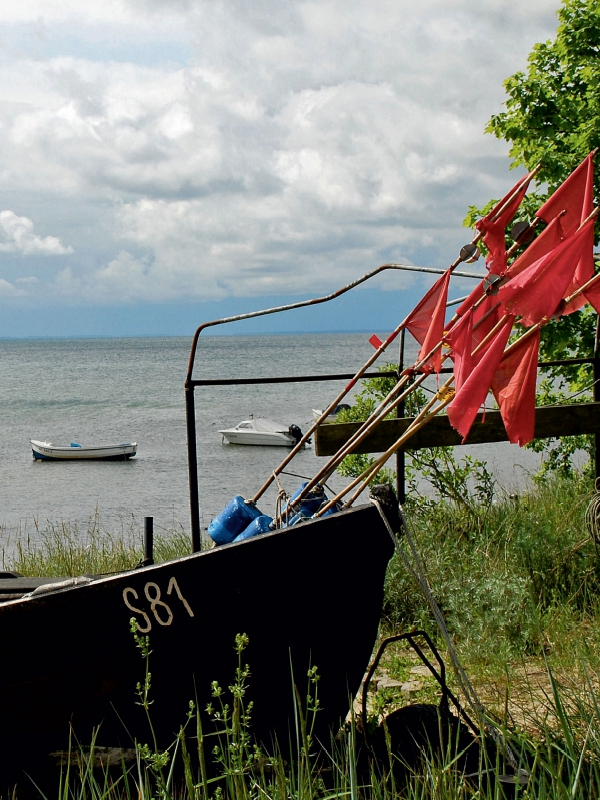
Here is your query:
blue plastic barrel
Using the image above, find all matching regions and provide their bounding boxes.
[208,496,262,545]
[282,482,326,522]
[233,515,274,542]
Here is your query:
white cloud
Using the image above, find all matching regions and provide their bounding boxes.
[0,0,560,306]
[0,211,73,255]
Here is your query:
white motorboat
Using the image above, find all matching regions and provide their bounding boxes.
[31,440,137,461]
[219,418,304,447]
[312,403,352,424]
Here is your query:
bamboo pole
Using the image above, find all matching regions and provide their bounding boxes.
[316,309,516,514]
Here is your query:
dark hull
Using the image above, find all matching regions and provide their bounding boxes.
[31,452,135,460]
[0,504,393,784]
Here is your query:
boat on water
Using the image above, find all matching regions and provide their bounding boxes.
[312,403,352,424]
[30,440,137,460]
[219,418,304,446]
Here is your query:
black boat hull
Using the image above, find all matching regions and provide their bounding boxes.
[0,504,393,784]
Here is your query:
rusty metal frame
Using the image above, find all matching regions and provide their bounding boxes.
[184,263,458,551]
[360,630,479,739]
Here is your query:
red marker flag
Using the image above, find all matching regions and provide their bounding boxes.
[506,214,566,278]
[455,214,566,320]
[536,152,595,237]
[491,329,540,446]
[476,173,532,275]
[456,279,486,318]
[445,308,475,393]
[369,334,384,349]
[581,274,600,314]
[415,271,451,373]
[498,218,595,327]
[405,271,450,346]
[447,315,515,442]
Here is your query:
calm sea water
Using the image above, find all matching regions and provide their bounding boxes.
[0,334,541,546]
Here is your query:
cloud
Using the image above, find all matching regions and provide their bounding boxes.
[0,277,28,296]
[0,0,560,307]
[0,211,74,255]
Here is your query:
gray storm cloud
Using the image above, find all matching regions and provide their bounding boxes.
[0,0,559,304]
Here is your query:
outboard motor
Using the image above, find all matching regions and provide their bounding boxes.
[288,424,303,445]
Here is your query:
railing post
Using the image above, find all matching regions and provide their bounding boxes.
[594,315,600,486]
[185,383,202,553]
[144,517,154,565]
[396,329,406,505]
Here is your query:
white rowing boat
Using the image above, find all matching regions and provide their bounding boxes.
[30,440,137,461]
[219,418,304,447]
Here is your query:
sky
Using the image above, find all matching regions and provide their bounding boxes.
[0,0,562,337]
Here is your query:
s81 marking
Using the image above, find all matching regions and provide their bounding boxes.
[123,577,194,632]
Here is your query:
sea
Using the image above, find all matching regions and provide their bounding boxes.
[0,334,543,549]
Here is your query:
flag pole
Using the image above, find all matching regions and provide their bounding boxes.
[317,310,516,512]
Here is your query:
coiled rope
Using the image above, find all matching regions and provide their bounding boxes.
[273,472,290,530]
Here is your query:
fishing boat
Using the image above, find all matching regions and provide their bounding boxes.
[30,440,137,460]
[0,276,404,787]
[219,418,304,446]
[0,505,394,782]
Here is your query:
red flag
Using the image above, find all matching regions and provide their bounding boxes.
[455,213,566,321]
[535,152,595,236]
[369,334,383,349]
[491,329,540,446]
[455,286,502,336]
[577,273,600,314]
[476,173,532,275]
[447,315,515,442]
[456,279,485,318]
[405,271,450,345]
[472,294,503,347]
[506,214,566,278]
[445,308,475,392]
[498,218,595,327]
[415,271,451,373]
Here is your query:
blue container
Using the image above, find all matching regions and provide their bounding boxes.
[282,482,327,522]
[320,502,342,517]
[233,515,274,542]
[285,502,341,528]
[208,496,262,546]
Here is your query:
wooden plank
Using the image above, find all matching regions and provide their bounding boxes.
[314,402,600,456]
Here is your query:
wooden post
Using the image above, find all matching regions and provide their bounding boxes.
[144,517,154,566]
[396,329,406,504]
[185,384,202,553]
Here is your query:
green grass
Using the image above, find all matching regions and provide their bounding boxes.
[0,511,194,577]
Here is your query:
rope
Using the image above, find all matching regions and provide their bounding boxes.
[273,472,290,530]
[371,497,522,773]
